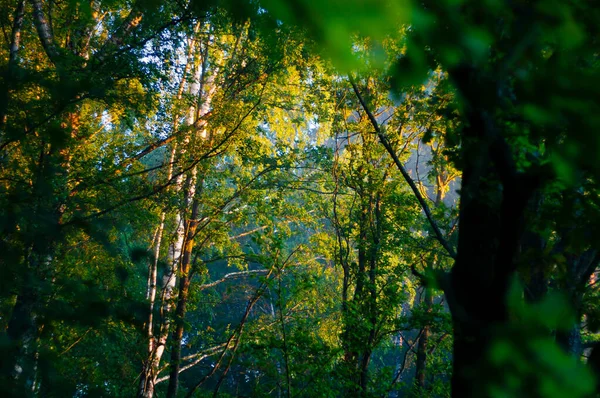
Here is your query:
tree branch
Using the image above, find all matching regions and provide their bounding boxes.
[197,270,268,291]
[154,343,228,384]
[59,328,93,356]
[348,75,456,259]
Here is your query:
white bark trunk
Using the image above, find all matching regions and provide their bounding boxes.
[138,24,209,397]
[139,26,227,396]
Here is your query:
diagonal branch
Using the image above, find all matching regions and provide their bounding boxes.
[197,270,269,291]
[95,6,143,62]
[348,75,456,259]
[154,343,228,384]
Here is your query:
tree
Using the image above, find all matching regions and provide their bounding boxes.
[3,0,600,396]
[0,0,190,394]
[240,0,600,396]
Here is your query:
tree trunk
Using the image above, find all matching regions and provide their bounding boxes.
[556,323,583,358]
[5,286,38,395]
[31,0,60,63]
[137,26,204,396]
[446,66,540,397]
[165,48,219,395]
[166,198,199,398]
[0,0,25,128]
[359,195,380,396]
[138,179,186,397]
[415,288,432,390]
[5,140,71,395]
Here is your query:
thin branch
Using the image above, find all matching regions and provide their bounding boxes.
[197,270,268,291]
[348,75,456,259]
[229,226,268,240]
[62,87,266,226]
[128,112,212,165]
[154,343,228,384]
[95,6,143,62]
[59,328,93,356]
[389,329,423,388]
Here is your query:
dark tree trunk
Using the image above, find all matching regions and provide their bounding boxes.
[446,66,540,397]
[166,274,191,398]
[350,208,367,395]
[5,287,39,396]
[415,288,432,390]
[359,235,378,395]
[556,324,583,358]
[4,144,63,395]
[415,191,444,392]
[521,193,548,303]
[0,0,25,128]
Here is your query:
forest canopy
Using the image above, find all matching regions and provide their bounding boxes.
[1,0,600,397]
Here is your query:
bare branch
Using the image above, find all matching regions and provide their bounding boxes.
[197,270,268,291]
[389,329,423,388]
[154,343,228,384]
[184,266,276,398]
[95,7,143,62]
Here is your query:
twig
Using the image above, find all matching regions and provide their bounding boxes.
[59,328,93,356]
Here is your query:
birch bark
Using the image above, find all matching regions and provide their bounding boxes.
[166,40,221,398]
[137,24,201,398]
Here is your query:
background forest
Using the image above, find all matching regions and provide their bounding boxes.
[1,0,600,397]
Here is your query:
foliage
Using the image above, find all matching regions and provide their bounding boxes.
[1,0,600,397]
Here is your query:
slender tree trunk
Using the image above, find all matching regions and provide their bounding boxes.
[138,171,186,398]
[137,25,203,396]
[138,215,165,397]
[137,162,174,397]
[165,40,221,394]
[415,288,432,390]
[0,0,25,128]
[332,142,358,385]
[414,186,446,392]
[350,204,368,395]
[166,192,199,398]
[359,196,380,396]
[275,274,292,398]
